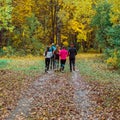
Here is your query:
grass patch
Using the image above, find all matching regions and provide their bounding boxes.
[0,57,45,77]
[0,59,10,68]
[77,53,120,84]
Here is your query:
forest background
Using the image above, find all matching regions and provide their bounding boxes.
[0,0,120,68]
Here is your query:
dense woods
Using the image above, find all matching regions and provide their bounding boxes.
[0,0,120,68]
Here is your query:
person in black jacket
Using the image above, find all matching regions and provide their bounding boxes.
[68,43,77,72]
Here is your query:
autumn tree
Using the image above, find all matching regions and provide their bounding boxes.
[0,0,14,48]
[0,0,120,57]
[91,1,120,68]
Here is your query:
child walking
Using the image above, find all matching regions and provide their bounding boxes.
[44,46,52,73]
[59,46,68,72]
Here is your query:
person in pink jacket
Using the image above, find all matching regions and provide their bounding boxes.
[59,46,68,72]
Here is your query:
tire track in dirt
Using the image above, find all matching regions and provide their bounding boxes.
[5,71,55,120]
[72,71,95,120]
[6,70,95,120]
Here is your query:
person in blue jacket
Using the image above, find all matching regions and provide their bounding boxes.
[50,43,56,69]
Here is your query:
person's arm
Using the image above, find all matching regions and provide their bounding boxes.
[50,52,53,58]
[68,48,70,56]
[66,50,69,57]
[44,50,47,56]
[59,50,61,56]
[75,48,77,55]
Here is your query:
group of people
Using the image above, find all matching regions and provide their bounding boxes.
[44,43,77,73]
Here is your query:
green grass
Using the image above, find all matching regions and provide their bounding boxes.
[76,54,120,85]
[0,59,11,68]
[1,55,120,83]
[0,57,45,77]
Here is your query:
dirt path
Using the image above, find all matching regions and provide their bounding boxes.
[6,70,95,120]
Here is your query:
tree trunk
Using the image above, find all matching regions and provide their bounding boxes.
[55,1,61,45]
[50,0,55,43]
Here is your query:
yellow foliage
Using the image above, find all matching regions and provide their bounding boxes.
[106,50,119,68]
[106,57,118,67]
[68,20,81,32]
[2,47,7,51]
[63,41,69,47]
[12,0,35,25]
[109,0,120,24]
[61,35,68,41]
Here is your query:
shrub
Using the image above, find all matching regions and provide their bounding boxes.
[1,46,15,57]
[106,50,120,69]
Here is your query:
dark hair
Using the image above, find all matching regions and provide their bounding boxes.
[47,46,50,51]
[45,46,50,56]
[62,46,66,49]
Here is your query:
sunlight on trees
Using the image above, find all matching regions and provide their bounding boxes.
[0,0,119,67]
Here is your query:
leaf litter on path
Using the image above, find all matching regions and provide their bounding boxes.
[5,70,96,120]
[7,69,120,120]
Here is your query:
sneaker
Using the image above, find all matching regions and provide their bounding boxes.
[73,67,75,71]
[45,69,48,73]
[50,66,52,70]
[60,67,62,72]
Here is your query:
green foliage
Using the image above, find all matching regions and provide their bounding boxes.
[91,2,112,48]
[1,46,15,57]
[106,25,120,49]
[22,14,44,55]
[0,0,119,62]
[91,2,120,68]
[105,25,120,68]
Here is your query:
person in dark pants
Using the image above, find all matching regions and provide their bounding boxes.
[44,46,52,73]
[68,43,77,72]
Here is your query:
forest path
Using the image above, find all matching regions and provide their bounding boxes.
[6,70,95,120]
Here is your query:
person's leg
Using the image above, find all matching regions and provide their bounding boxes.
[54,59,56,70]
[69,58,72,72]
[60,60,64,71]
[57,59,59,70]
[47,58,51,70]
[53,57,55,69]
[62,60,66,70]
[60,60,62,71]
[47,58,49,71]
[45,58,47,72]
[50,57,52,69]
[73,58,75,71]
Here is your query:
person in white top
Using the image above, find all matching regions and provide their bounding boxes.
[44,46,52,72]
